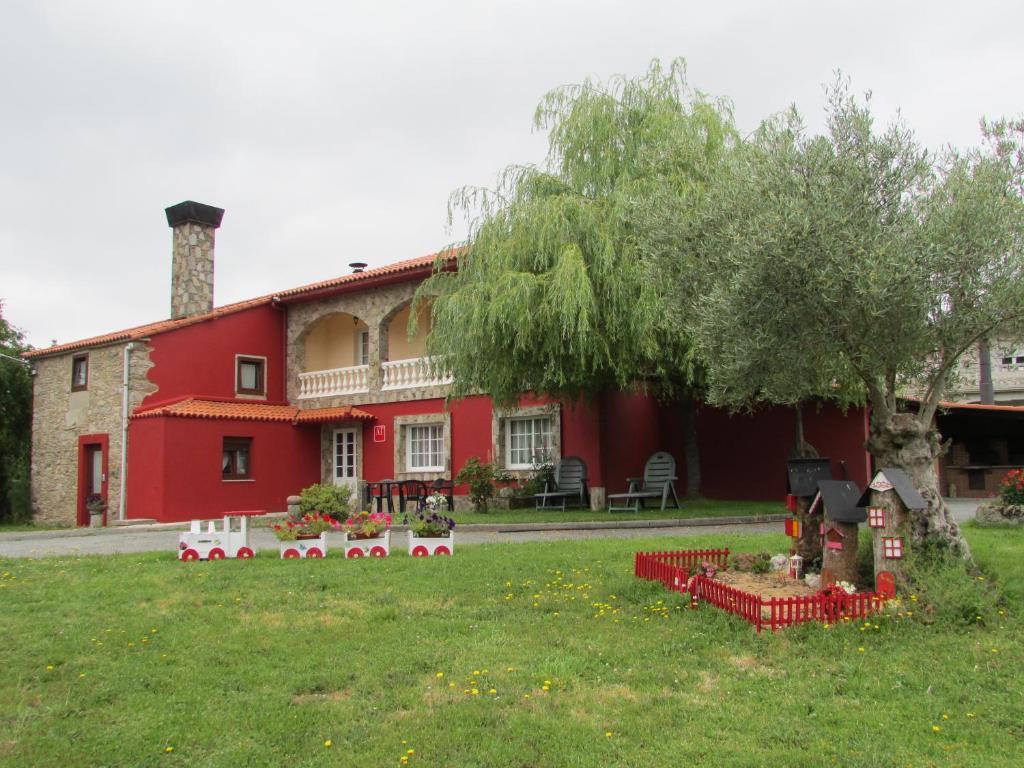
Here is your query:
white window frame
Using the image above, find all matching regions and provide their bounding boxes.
[406,423,445,472]
[505,416,553,470]
[357,331,370,366]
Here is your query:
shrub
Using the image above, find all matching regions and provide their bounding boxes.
[903,541,1002,628]
[730,551,771,573]
[298,483,354,518]
[455,456,498,513]
[999,468,1024,506]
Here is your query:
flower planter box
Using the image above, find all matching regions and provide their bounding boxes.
[279,533,329,559]
[407,530,455,556]
[343,530,390,558]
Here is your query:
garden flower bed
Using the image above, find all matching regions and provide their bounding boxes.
[634,548,887,632]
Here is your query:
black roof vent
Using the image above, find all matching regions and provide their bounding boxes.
[349,262,368,274]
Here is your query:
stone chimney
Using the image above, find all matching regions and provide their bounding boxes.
[165,200,225,319]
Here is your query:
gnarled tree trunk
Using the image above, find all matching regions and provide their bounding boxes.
[865,411,970,559]
[680,390,701,499]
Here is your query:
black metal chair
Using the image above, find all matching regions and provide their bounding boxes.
[399,480,429,514]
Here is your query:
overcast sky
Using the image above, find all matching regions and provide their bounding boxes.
[2,0,1021,348]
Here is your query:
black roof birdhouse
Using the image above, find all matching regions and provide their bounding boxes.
[813,480,867,523]
[786,458,833,497]
[856,468,927,510]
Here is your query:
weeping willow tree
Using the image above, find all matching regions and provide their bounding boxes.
[415,59,737,497]
[693,80,1024,557]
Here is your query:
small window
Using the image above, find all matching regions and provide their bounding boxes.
[236,356,266,396]
[222,437,252,480]
[506,416,553,470]
[71,354,88,391]
[358,331,370,366]
[407,424,444,471]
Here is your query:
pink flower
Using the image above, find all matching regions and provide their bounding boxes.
[385,514,392,525]
[346,519,354,526]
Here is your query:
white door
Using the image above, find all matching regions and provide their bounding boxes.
[333,428,358,493]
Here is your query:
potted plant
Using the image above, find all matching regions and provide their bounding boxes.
[342,510,392,558]
[85,493,106,528]
[273,511,340,559]
[406,493,456,556]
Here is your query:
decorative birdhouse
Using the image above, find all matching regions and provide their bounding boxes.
[814,479,866,587]
[785,458,833,563]
[857,468,926,596]
[824,526,846,550]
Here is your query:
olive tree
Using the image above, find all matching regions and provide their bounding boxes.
[416,60,736,497]
[693,82,1024,555]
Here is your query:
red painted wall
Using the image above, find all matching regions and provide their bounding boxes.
[141,305,286,408]
[602,394,871,501]
[358,394,604,493]
[126,416,320,522]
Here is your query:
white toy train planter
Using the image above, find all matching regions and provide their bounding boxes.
[407,531,455,556]
[279,533,329,559]
[179,511,262,561]
[343,530,391,558]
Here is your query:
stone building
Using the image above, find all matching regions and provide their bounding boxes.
[25,201,882,525]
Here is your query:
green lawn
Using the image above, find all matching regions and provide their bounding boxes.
[451,497,784,525]
[1,526,1020,767]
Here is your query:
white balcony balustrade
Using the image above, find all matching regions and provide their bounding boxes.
[381,357,453,391]
[298,365,369,399]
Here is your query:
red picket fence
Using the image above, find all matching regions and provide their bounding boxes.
[634,548,730,591]
[634,548,886,632]
[689,575,887,632]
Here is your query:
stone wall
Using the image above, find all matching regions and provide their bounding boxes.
[286,283,453,407]
[30,343,156,525]
[171,222,215,319]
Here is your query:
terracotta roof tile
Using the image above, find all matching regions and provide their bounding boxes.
[23,250,459,360]
[132,398,374,423]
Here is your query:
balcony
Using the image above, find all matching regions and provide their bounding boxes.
[381,357,453,390]
[297,357,452,399]
[298,365,369,399]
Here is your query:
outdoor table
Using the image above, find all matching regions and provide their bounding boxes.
[365,479,398,514]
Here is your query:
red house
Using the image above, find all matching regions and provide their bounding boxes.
[25,201,874,525]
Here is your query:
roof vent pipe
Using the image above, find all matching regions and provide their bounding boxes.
[349,262,368,274]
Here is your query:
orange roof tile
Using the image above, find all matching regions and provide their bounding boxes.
[132,398,374,423]
[23,249,459,360]
[936,400,1024,414]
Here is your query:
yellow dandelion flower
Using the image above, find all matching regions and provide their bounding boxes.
[436,672,444,678]
[942,714,948,720]
[605,731,613,738]
[164,746,174,753]
[932,725,940,732]
[858,647,865,652]
[324,740,332,748]
[489,688,497,694]
[471,689,479,695]
[407,749,415,755]
[46,665,54,671]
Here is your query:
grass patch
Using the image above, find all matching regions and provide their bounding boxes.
[450,498,781,525]
[0,529,1021,766]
